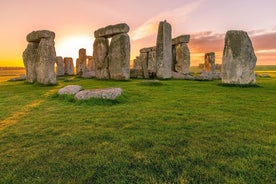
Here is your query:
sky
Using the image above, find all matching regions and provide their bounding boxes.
[0,0,276,66]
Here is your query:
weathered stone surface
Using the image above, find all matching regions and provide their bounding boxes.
[204,52,215,73]
[75,88,122,100]
[94,23,129,38]
[87,56,95,72]
[109,33,130,80]
[148,49,156,73]
[36,38,57,85]
[140,46,155,53]
[130,69,144,78]
[175,43,190,74]
[23,42,38,83]
[27,30,55,43]
[140,52,149,79]
[198,71,221,81]
[93,37,109,79]
[55,56,64,76]
[82,71,96,78]
[23,30,57,85]
[222,30,257,84]
[58,85,83,95]
[133,57,142,70]
[172,71,195,80]
[172,35,190,45]
[77,48,87,76]
[156,21,172,79]
[64,57,74,75]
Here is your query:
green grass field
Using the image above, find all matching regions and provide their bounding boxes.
[0,67,276,183]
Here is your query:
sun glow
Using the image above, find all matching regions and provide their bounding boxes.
[55,35,93,64]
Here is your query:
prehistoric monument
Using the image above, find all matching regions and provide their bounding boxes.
[93,23,130,80]
[23,23,257,86]
[23,30,57,85]
[221,30,257,84]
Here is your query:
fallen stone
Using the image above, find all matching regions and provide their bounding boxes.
[172,35,190,45]
[27,30,55,43]
[75,88,122,100]
[94,23,129,38]
[222,30,257,85]
[172,72,195,80]
[58,85,83,95]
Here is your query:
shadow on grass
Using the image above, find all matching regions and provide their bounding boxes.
[218,83,261,88]
[139,80,163,86]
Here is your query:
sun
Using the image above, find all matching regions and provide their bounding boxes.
[55,35,93,64]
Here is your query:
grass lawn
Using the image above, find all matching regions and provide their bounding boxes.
[0,69,275,183]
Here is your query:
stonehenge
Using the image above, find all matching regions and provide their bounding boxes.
[22,22,258,86]
[93,23,130,80]
[23,30,57,85]
[222,30,257,84]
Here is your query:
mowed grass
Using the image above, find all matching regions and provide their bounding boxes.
[0,69,276,183]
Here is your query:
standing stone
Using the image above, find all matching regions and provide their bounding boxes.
[133,56,142,70]
[87,56,95,71]
[36,38,56,85]
[76,58,80,75]
[140,52,149,79]
[204,52,215,73]
[23,42,38,83]
[222,30,257,84]
[156,21,172,79]
[109,33,130,80]
[93,37,109,79]
[23,30,57,85]
[64,57,74,75]
[55,56,64,76]
[175,43,190,74]
[77,48,87,76]
[147,47,156,71]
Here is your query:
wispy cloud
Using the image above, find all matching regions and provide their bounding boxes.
[130,0,205,41]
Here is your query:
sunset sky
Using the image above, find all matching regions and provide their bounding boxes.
[0,0,276,66]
